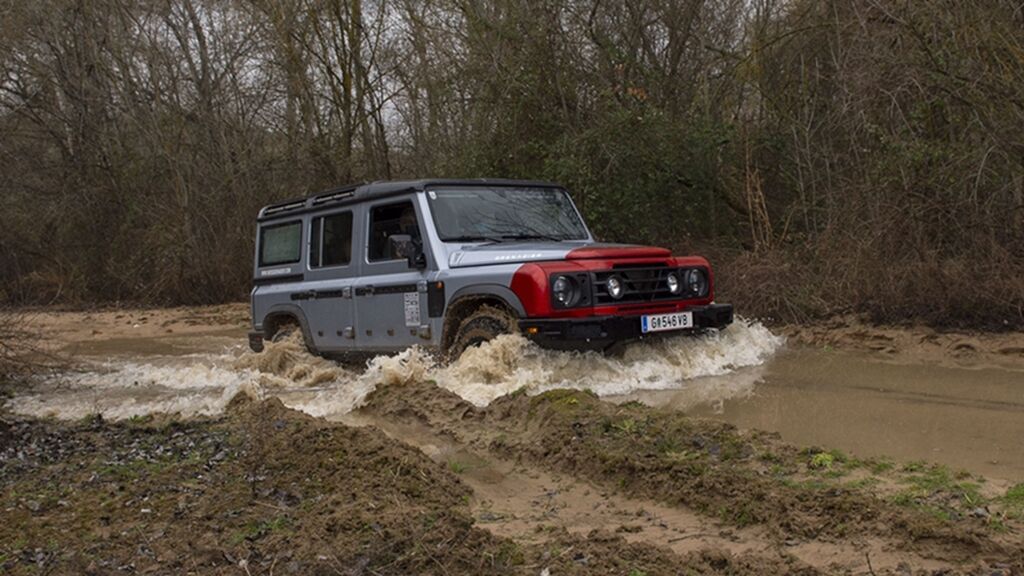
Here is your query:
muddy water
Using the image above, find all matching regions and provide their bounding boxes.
[8,319,782,420]
[612,348,1024,482]
[8,317,1024,482]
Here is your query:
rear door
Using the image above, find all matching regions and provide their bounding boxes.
[354,196,433,351]
[252,219,306,336]
[298,208,358,353]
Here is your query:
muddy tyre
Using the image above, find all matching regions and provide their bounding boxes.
[271,321,299,343]
[447,305,517,360]
[268,319,316,354]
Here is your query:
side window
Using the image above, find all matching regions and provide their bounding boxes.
[260,221,302,266]
[310,211,353,268]
[368,201,421,262]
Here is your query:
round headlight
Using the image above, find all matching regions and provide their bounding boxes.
[606,276,624,299]
[686,269,708,296]
[552,275,577,306]
[666,272,681,294]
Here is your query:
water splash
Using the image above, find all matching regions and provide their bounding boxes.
[436,317,783,406]
[6,318,782,420]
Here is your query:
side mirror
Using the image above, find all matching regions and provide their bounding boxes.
[388,234,426,269]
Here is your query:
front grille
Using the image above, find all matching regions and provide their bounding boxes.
[593,264,677,305]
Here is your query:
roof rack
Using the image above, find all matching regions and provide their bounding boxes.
[258,179,563,221]
[262,198,306,218]
[259,182,365,220]
[311,183,361,206]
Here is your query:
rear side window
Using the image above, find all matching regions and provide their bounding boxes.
[260,221,302,266]
[310,211,353,268]
[368,201,421,262]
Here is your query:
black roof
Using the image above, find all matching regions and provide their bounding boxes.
[257,178,562,221]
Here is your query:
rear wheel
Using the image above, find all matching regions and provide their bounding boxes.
[447,305,517,360]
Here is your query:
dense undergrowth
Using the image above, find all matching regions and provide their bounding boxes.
[1,1,1022,328]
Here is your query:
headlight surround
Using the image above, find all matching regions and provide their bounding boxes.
[551,274,580,307]
[666,272,681,295]
[685,268,708,297]
[606,275,624,299]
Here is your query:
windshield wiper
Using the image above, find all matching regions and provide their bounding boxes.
[443,235,504,244]
[500,234,564,242]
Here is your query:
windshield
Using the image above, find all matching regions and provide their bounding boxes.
[427,187,589,242]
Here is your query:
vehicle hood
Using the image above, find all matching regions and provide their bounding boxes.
[446,241,671,268]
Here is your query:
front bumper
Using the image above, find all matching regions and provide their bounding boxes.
[519,303,734,352]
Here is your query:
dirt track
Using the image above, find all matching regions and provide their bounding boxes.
[2,304,1024,574]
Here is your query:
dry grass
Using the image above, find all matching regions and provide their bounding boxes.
[711,240,1024,329]
[0,307,59,392]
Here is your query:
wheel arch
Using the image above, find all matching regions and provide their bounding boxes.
[441,285,524,352]
[260,304,317,351]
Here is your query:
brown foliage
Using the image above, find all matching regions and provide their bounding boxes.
[0,0,1021,326]
[0,308,53,388]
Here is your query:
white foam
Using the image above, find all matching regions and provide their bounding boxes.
[436,317,783,406]
[5,318,783,420]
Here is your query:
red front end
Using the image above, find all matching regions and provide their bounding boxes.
[509,246,733,351]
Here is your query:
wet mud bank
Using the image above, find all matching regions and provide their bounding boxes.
[360,380,1024,572]
[3,386,1023,575]
[2,397,824,576]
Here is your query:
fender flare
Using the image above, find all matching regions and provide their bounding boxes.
[261,303,317,352]
[446,284,526,317]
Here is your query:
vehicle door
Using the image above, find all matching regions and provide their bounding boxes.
[298,208,358,354]
[354,196,433,351]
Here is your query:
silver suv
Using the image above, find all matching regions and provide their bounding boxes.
[249,179,733,358]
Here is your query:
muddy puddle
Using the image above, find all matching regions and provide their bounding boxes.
[613,347,1024,481]
[7,307,1024,483]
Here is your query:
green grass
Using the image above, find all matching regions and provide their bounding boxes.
[863,457,895,474]
[809,452,835,470]
[806,448,851,471]
[230,516,291,544]
[495,540,525,565]
[1003,483,1024,519]
[96,458,173,481]
[887,463,986,522]
[1005,483,1024,506]
[901,460,928,473]
[609,417,641,436]
[903,464,982,506]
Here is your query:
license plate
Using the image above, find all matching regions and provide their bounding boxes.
[641,312,693,334]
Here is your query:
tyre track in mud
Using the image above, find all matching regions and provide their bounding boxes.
[358,380,1024,574]
[1,396,821,576]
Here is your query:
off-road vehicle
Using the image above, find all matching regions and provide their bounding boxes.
[249,179,733,358]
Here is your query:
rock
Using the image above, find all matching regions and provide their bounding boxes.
[970,507,990,518]
[477,511,502,522]
[26,500,41,512]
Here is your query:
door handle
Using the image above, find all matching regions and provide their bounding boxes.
[290,290,316,301]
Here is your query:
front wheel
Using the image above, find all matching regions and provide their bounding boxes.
[447,305,517,360]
